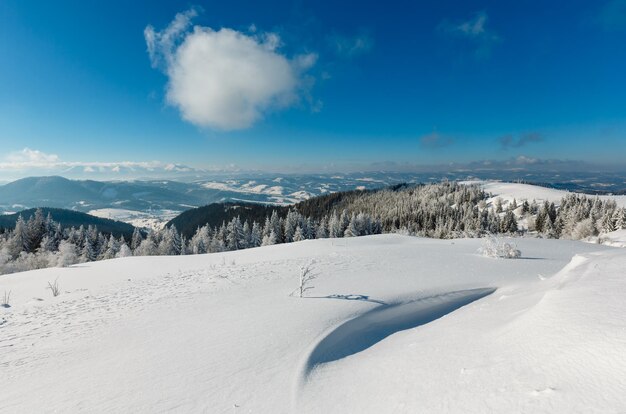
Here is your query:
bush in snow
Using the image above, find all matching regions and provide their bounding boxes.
[56,240,78,267]
[571,218,597,240]
[1,290,10,308]
[47,278,61,297]
[295,261,316,298]
[479,236,521,259]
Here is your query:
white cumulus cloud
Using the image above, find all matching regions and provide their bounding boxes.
[144,9,317,130]
[6,148,60,165]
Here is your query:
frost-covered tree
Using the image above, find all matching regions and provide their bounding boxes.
[135,232,158,256]
[116,243,132,258]
[101,236,120,260]
[494,198,503,213]
[27,208,47,252]
[615,208,626,230]
[283,210,299,243]
[226,217,244,250]
[56,240,78,267]
[571,218,597,240]
[601,212,616,233]
[316,217,328,239]
[131,228,143,251]
[189,225,210,254]
[293,226,305,242]
[344,213,359,237]
[10,216,30,258]
[262,230,277,246]
[250,222,262,247]
[328,211,342,238]
[500,211,518,233]
[242,221,251,249]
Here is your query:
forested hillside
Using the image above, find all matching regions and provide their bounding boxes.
[167,188,371,237]
[0,208,136,239]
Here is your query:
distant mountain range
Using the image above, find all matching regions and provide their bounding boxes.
[0,176,205,213]
[0,174,423,216]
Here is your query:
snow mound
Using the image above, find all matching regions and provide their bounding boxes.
[304,288,495,376]
[597,229,626,248]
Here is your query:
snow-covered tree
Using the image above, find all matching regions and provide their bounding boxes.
[262,230,277,246]
[615,208,626,230]
[293,226,305,242]
[250,222,262,247]
[56,240,78,267]
[116,243,132,258]
[131,228,143,251]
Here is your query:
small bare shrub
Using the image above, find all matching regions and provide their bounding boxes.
[296,261,317,298]
[1,290,10,308]
[47,278,61,297]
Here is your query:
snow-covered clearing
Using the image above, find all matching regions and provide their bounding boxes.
[1,235,625,413]
[588,229,626,248]
[88,208,179,230]
[466,180,626,208]
[201,181,311,205]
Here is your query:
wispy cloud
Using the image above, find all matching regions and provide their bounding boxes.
[419,132,454,149]
[327,32,373,58]
[499,132,544,149]
[5,148,60,166]
[144,9,317,130]
[438,11,502,58]
[596,0,626,30]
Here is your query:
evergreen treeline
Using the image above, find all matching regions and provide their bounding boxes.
[0,207,136,239]
[1,183,625,276]
[167,188,374,238]
[0,209,134,275]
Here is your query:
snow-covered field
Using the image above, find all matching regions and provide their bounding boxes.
[1,235,625,413]
[594,229,626,248]
[468,180,626,208]
[88,208,179,231]
[202,180,314,205]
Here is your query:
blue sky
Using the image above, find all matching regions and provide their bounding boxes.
[1,0,625,176]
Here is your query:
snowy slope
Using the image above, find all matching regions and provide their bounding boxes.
[466,180,626,208]
[1,235,625,413]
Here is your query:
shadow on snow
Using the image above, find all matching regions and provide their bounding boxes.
[303,287,496,377]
